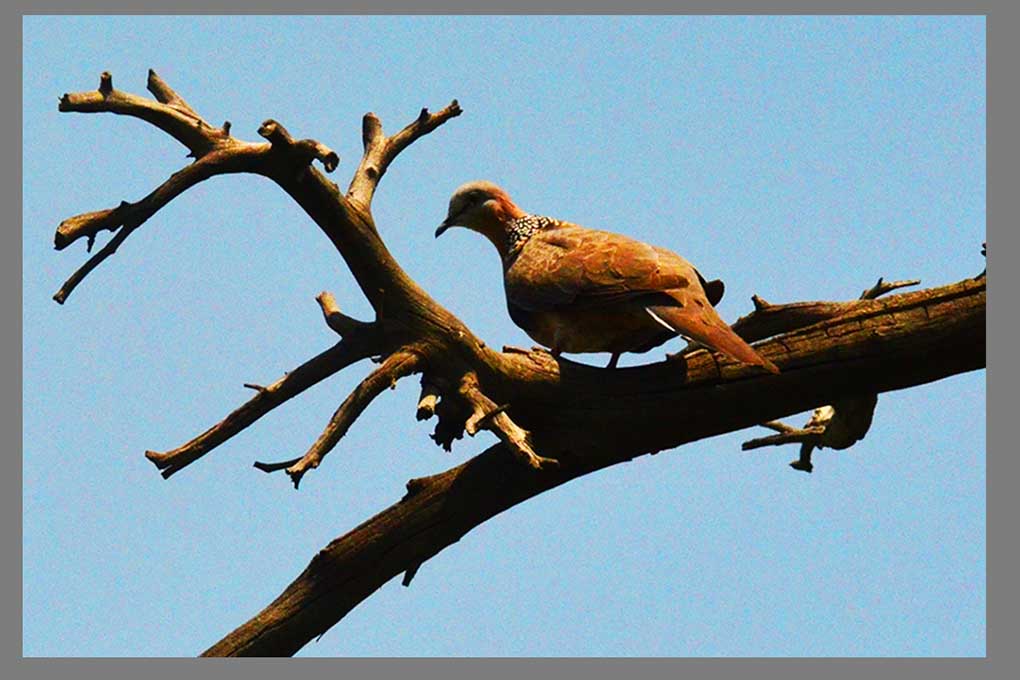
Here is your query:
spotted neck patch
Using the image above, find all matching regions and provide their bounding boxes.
[506,214,557,255]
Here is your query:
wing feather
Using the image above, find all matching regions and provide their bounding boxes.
[505,224,703,312]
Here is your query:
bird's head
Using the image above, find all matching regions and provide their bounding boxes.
[435,181,525,252]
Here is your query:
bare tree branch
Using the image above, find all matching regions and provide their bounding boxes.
[315,291,372,338]
[415,380,441,421]
[145,69,201,118]
[347,100,462,208]
[724,278,922,346]
[52,144,269,303]
[200,275,984,656]
[59,70,229,157]
[145,334,378,478]
[742,397,880,473]
[54,72,349,304]
[257,119,339,173]
[255,348,426,488]
[459,372,559,470]
[860,277,922,301]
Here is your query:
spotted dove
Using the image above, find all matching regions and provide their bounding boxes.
[436,180,779,373]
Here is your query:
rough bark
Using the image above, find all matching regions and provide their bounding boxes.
[52,72,986,657]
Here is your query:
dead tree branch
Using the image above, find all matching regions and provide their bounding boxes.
[202,275,984,657]
[347,101,462,208]
[738,277,920,471]
[53,71,277,303]
[458,372,559,470]
[255,348,425,488]
[52,144,270,303]
[50,71,986,657]
[59,70,229,156]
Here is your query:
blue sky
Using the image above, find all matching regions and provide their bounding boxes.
[23,15,985,657]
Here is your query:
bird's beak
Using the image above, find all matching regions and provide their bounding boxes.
[435,218,453,238]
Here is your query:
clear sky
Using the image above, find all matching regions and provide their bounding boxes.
[23,15,985,657]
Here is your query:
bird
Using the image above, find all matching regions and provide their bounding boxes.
[435,180,779,374]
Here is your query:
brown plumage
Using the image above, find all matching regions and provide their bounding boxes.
[436,180,779,373]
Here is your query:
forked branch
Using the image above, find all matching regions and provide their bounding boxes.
[347,100,463,208]
[54,71,346,305]
[143,290,382,478]
[459,372,559,470]
[59,70,228,157]
[52,143,269,303]
[741,396,879,472]
[255,348,426,488]
[145,333,378,478]
[56,71,455,487]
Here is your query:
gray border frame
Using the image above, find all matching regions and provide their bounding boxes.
[9,3,1005,679]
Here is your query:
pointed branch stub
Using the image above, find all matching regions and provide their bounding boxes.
[98,71,113,95]
[258,119,339,173]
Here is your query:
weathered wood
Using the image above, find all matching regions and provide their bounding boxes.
[203,277,984,657]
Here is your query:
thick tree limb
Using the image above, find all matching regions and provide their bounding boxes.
[202,277,984,656]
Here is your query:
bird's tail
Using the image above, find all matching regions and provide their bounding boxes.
[646,304,780,374]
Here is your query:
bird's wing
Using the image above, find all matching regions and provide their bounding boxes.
[504,224,709,312]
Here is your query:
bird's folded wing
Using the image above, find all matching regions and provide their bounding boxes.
[505,224,711,312]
